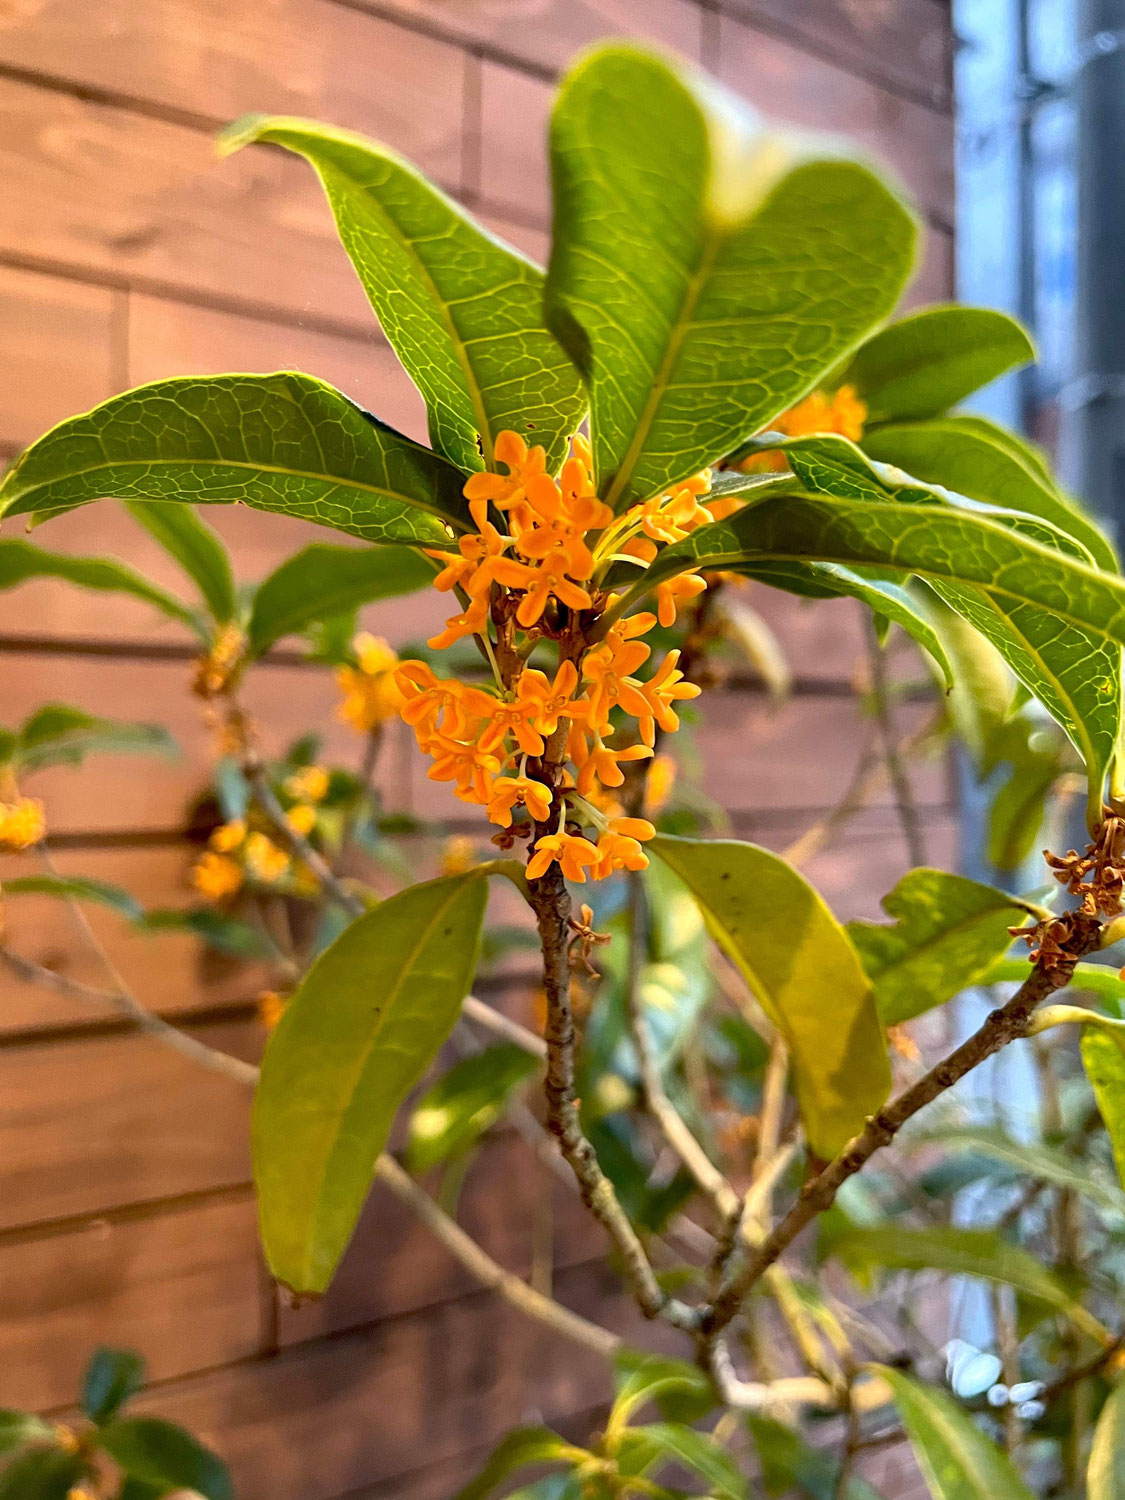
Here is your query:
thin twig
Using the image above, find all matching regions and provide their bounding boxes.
[624,871,741,1222]
[703,954,1090,1339]
[865,616,926,868]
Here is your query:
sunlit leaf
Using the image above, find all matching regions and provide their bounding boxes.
[650,835,889,1157]
[847,869,1035,1026]
[876,1367,1034,1500]
[405,1043,539,1174]
[0,374,472,543]
[125,500,238,623]
[247,543,433,659]
[838,305,1034,424]
[1089,1378,1125,1500]
[223,116,585,475]
[629,1423,746,1500]
[547,45,915,508]
[253,873,487,1292]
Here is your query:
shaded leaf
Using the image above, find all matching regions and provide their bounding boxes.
[224,116,585,475]
[547,45,915,508]
[82,1346,146,1424]
[142,906,274,959]
[876,1366,1034,1500]
[453,1426,586,1500]
[748,1415,882,1500]
[831,1226,1102,1338]
[0,1411,54,1454]
[0,1449,87,1500]
[253,873,487,1292]
[0,373,472,543]
[1089,1378,1125,1500]
[847,869,1034,1026]
[406,1043,539,1174]
[650,835,889,1157]
[839,305,1034,424]
[98,1417,232,1500]
[125,500,237,622]
[2,876,143,922]
[628,1422,745,1500]
[916,1125,1124,1212]
[247,543,432,659]
[0,537,196,630]
[15,705,175,774]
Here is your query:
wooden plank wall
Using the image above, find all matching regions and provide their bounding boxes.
[0,3,955,1495]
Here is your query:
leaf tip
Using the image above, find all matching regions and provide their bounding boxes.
[217,112,271,158]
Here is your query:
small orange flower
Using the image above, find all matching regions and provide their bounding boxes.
[655,572,707,628]
[426,734,501,805]
[575,736,653,796]
[486,774,554,828]
[428,591,491,651]
[637,650,702,744]
[526,829,601,882]
[336,635,404,732]
[593,830,650,877]
[463,431,549,532]
[191,850,243,901]
[514,553,594,627]
[581,638,652,733]
[396,662,471,744]
[463,672,553,757]
[743,384,867,472]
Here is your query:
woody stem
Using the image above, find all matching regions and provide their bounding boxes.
[527,854,698,1332]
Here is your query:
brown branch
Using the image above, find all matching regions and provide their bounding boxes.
[528,858,699,1332]
[702,951,1089,1340]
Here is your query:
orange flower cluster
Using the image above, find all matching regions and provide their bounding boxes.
[393,431,719,881]
[741,383,867,473]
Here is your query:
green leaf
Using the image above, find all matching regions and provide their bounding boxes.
[223,116,585,475]
[611,1352,716,1428]
[0,538,196,630]
[546,44,915,509]
[453,1427,586,1500]
[1082,1028,1125,1189]
[0,373,472,544]
[253,872,487,1293]
[247,543,432,659]
[1,876,144,922]
[0,1449,87,1500]
[0,1411,54,1455]
[982,956,1125,1007]
[642,484,1125,811]
[831,1226,1103,1338]
[839,305,1034,424]
[862,417,1117,571]
[405,1043,539,1174]
[846,869,1034,1027]
[919,593,1016,771]
[82,1346,146,1423]
[986,759,1059,874]
[98,1418,232,1500]
[1089,1378,1125,1500]
[747,1415,882,1500]
[142,906,274,959]
[917,1125,1125,1212]
[15,705,175,774]
[628,1423,745,1500]
[875,1366,1034,1500]
[125,501,237,623]
[650,835,889,1157]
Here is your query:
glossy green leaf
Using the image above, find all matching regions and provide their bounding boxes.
[253,872,487,1292]
[0,1448,87,1500]
[1,876,143,922]
[0,1411,54,1454]
[14,705,175,774]
[642,484,1125,807]
[862,417,1116,570]
[0,538,196,630]
[82,1346,146,1424]
[1089,1379,1125,1500]
[1082,1028,1125,1189]
[224,116,585,475]
[547,45,915,509]
[99,1418,232,1500]
[405,1043,539,1174]
[839,305,1034,424]
[832,1226,1102,1338]
[876,1366,1034,1500]
[0,373,472,543]
[125,500,237,623]
[453,1427,587,1500]
[247,543,432,659]
[628,1423,745,1500]
[650,835,889,1157]
[738,561,953,688]
[847,869,1034,1026]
